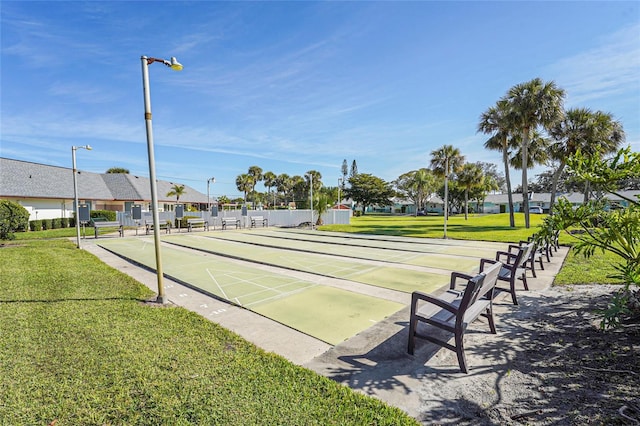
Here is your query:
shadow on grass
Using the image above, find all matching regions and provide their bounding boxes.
[0,296,151,304]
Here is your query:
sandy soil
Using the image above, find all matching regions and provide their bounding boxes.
[416,284,640,425]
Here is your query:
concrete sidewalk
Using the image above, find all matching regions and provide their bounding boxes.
[83,233,569,421]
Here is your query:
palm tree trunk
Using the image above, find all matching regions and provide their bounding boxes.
[502,145,515,228]
[522,127,531,229]
[464,190,468,220]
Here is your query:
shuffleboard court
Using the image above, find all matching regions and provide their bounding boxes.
[163,234,451,294]
[201,230,479,271]
[98,238,403,345]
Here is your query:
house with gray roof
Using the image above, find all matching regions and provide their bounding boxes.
[1,158,208,220]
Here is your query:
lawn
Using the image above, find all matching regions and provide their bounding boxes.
[0,239,417,425]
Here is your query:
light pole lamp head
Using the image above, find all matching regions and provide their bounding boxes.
[169,57,183,71]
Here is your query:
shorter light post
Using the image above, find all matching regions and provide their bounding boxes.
[72,145,92,249]
[337,177,343,209]
[207,177,215,212]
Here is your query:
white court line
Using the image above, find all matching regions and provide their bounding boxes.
[206,268,230,300]
[242,284,319,309]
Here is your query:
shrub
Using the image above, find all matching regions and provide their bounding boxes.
[41,219,52,230]
[90,210,117,222]
[29,220,43,232]
[60,217,69,228]
[0,200,30,240]
[51,218,61,229]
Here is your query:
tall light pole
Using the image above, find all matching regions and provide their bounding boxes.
[207,176,215,215]
[337,177,343,209]
[72,145,92,249]
[443,157,449,239]
[141,55,183,304]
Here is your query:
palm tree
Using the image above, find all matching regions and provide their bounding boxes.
[247,166,263,206]
[478,99,518,227]
[505,78,565,228]
[263,171,277,209]
[166,184,186,203]
[276,173,291,206]
[235,173,253,203]
[430,145,465,238]
[457,163,484,220]
[549,108,624,211]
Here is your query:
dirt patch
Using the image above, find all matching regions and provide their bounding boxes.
[418,285,640,425]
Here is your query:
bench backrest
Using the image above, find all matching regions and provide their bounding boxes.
[513,243,535,268]
[251,216,264,220]
[473,261,502,303]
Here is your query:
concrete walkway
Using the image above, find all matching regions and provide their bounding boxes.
[83,232,569,420]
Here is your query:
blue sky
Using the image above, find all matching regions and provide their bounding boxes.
[2,1,639,199]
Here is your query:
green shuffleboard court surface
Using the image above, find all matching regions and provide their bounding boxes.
[163,234,451,294]
[198,230,480,271]
[98,238,403,345]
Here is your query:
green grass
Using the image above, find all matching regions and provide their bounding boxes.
[0,240,417,425]
[321,213,621,285]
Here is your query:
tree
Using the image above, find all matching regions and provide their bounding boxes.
[247,166,263,205]
[276,173,291,206]
[430,145,465,237]
[350,160,358,178]
[341,159,348,188]
[0,200,29,240]
[166,184,186,203]
[235,174,253,203]
[478,99,518,227]
[344,173,394,215]
[504,78,565,228]
[548,108,624,212]
[394,168,437,216]
[263,171,277,208]
[290,175,306,207]
[457,163,484,220]
[106,167,130,174]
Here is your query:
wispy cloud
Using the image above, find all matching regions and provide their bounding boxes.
[546,24,640,107]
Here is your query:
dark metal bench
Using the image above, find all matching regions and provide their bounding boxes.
[93,221,123,238]
[408,261,502,373]
[480,243,534,305]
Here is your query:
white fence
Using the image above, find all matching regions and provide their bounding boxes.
[116,209,351,228]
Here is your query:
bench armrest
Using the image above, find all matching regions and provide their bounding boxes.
[449,271,473,290]
[411,291,458,315]
[495,250,517,264]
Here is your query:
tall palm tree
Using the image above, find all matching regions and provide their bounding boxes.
[430,145,465,238]
[505,78,565,228]
[247,166,263,206]
[478,99,517,227]
[549,108,624,211]
[276,173,291,206]
[166,184,186,203]
[235,173,253,203]
[457,163,484,220]
[263,171,277,209]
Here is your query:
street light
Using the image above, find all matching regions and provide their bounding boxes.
[207,176,215,214]
[337,177,343,209]
[141,55,183,304]
[72,145,92,249]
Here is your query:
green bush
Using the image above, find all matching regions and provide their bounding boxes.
[90,210,117,222]
[41,219,52,230]
[60,217,69,228]
[29,220,43,232]
[0,200,30,240]
[51,218,61,229]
